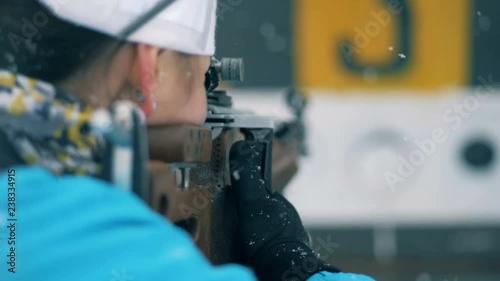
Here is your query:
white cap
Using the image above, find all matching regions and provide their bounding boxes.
[38,0,217,56]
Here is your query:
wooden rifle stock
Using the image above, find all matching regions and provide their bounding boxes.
[145,58,306,264]
[146,121,302,264]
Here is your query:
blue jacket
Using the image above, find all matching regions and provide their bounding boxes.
[0,167,375,281]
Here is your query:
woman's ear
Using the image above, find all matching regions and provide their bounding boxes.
[132,44,160,116]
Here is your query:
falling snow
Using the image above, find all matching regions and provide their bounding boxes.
[232,170,240,181]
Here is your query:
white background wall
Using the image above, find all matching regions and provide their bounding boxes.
[232,89,500,227]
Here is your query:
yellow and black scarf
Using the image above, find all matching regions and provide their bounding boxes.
[0,70,102,175]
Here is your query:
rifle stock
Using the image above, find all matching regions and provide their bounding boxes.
[146,119,303,263]
[145,58,307,264]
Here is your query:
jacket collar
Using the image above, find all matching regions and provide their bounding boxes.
[0,70,102,175]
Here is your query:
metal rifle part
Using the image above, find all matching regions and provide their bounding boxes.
[274,88,309,156]
[171,164,195,190]
[204,103,275,138]
[213,58,245,82]
[172,57,273,189]
[174,57,247,189]
[204,57,274,190]
[205,57,244,93]
[205,57,274,138]
[204,102,275,190]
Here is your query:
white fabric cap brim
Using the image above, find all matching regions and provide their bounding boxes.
[39,0,217,56]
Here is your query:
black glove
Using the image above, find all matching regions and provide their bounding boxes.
[229,140,340,281]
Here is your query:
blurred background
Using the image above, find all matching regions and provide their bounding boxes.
[215,0,500,280]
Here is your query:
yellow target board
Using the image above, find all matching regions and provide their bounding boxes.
[295,0,471,90]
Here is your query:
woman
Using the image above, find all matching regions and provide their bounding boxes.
[0,1,375,281]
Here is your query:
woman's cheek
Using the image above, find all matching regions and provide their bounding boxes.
[146,82,207,126]
[189,87,208,125]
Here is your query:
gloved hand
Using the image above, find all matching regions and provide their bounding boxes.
[229,140,340,281]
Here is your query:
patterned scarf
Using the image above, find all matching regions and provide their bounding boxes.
[0,70,102,175]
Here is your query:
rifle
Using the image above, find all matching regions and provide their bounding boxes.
[99,57,308,264]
